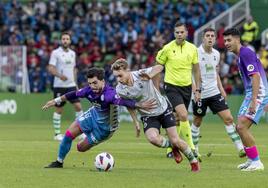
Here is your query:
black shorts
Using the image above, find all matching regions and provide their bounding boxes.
[192,94,229,117]
[53,87,80,107]
[164,83,192,110]
[140,103,176,133]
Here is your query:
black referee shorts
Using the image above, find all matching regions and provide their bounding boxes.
[164,82,192,110]
[53,87,80,107]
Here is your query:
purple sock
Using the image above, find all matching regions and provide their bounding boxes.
[244,146,259,161]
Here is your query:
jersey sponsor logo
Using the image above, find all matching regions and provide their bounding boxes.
[205,64,214,72]
[65,60,72,64]
[247,64,254,72]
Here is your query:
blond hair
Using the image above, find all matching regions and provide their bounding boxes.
[111,58,128,71]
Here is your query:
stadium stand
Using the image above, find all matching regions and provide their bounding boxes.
[0,0,267,95]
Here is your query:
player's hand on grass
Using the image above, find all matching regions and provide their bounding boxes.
[139,71,151,81]
[42,100,55,110]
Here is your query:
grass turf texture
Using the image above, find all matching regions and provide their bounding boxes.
[0,120,268,188]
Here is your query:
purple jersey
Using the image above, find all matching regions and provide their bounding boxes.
[65,84,136,128]
[238,46,268,95]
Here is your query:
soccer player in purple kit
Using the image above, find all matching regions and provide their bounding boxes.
[223,28,268,171]
[42,67,156,168]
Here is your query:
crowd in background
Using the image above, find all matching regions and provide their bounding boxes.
[0,0,267,95]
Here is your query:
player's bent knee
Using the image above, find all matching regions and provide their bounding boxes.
[236,124,246,134]
[170,138,179,147]
[194,119,202,127]
[224,116,234,125]
[147,135,160,145]
[238,116,250,126]
[179,114,188,121]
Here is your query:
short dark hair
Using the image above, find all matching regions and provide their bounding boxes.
[203,28,216,36]
[174,21,187,30]
[223,28,240,37]
[61,31,71,39]
[87,67,104,80]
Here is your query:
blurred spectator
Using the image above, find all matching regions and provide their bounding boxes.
[219,52,229,78]
[0,0,230,92]
[241,15,259,47]
[258,46,268,71]
[217,22,226,51]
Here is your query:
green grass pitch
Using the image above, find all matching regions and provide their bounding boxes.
[0,120,268,188]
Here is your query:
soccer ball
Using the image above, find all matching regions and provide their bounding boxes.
[94,152,115,171]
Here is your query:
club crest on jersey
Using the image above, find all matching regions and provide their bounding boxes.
[247,64,254,72]
[197,108,203,114]
[101,94,104,101]
[115,94,120,99]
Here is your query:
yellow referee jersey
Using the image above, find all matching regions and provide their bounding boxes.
[156,40,198,86]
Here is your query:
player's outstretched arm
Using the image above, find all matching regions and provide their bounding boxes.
[42,95,67,110]
[139,65,164,80]
[127,107,140,138]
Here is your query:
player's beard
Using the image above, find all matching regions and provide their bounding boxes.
[62,43,69,50]
[93,85,104,95]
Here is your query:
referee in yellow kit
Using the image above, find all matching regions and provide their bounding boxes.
[156,22,201,158]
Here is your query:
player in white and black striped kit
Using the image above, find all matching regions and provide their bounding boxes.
[111,58,200,172]
[48,32,83,141]
[190,28,245,160]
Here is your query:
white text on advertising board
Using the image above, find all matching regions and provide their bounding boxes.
[0,100,17,114]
